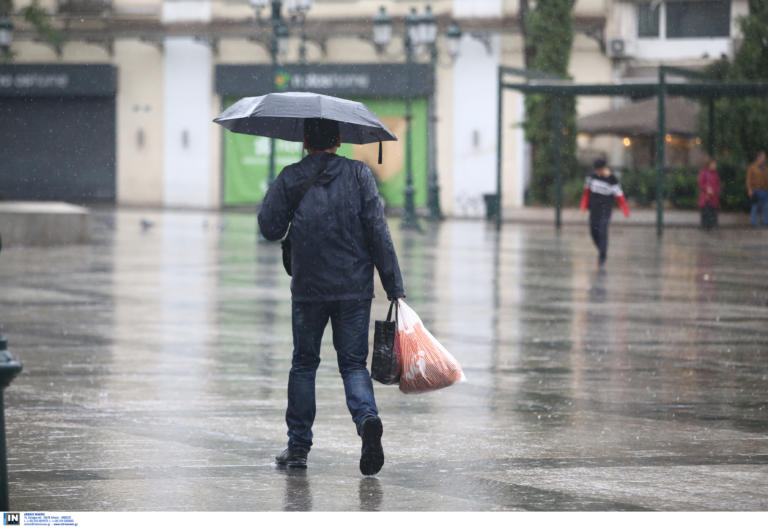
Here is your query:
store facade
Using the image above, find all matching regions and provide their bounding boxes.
[0,64,117,202]
[215,63,433,208]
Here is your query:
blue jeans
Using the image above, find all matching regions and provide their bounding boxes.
[750,189,768,226]
[286,299,378,452]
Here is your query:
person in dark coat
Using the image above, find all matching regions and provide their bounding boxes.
[698,157,720,230]
[258,118,405,476]
[580,159,630,266]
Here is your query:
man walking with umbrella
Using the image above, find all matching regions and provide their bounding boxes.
[215,92,404,476]
[257,117,405,476]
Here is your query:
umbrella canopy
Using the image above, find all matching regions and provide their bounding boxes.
[213,91,397,145]
[578,96,700,138]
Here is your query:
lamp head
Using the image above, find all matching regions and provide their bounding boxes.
[373,6,392,49]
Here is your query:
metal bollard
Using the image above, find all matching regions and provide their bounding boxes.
[0,334,23,511]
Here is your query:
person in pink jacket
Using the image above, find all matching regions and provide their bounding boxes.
[698,158,720,230]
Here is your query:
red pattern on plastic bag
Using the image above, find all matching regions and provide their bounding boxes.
[396,300,465,394]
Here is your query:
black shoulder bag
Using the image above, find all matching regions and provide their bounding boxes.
[281,157,330,276]
[371,299,400,385]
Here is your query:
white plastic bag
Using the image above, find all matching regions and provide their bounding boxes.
[396,300,465,394]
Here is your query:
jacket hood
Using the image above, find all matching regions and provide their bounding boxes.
[300,152,343,185]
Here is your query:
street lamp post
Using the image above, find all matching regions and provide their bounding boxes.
[419,6,442,221]
[269,2,289,186]
[372,7,419,228]
[287,0,311,69]
[251,0,295,186]
[401,8,420,230]
[372,6,461,225]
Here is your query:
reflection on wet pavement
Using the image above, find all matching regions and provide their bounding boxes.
[0,209,767,511]
[281,469,312,511]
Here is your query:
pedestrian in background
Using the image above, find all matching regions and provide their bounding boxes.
[746,150,768,227]
[698,157,720,230]
[580,159,630,267]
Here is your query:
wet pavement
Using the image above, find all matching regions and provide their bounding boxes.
[1,208,767,511]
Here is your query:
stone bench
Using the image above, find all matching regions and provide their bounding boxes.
[0,202,90,248]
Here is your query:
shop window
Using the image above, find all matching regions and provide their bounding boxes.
[667,1,730,38]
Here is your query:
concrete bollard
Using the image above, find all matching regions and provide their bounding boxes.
[0,334,23,511]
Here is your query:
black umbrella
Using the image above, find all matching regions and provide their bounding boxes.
[213,92,397,163]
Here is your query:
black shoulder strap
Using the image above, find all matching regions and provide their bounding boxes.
[288,155,331,221]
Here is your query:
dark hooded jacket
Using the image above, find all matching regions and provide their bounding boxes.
[258,152,405,302]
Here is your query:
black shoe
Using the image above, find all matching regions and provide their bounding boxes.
[275,448,308,469]
[359,416,384,476]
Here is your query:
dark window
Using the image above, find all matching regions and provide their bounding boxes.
[638,2,661,38]
[666,1,731,38]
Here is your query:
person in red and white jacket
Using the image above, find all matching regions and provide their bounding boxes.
[580,159,630,266]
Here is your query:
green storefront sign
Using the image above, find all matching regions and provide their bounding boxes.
[223,117,303,205]
[216,63,434,209]
[222,96,428,208]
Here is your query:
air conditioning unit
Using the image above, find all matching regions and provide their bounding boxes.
[606,38,636,59]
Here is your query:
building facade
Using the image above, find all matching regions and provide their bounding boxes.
[0,0,748,215]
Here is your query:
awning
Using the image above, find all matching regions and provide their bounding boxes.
[577,96,700,138]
